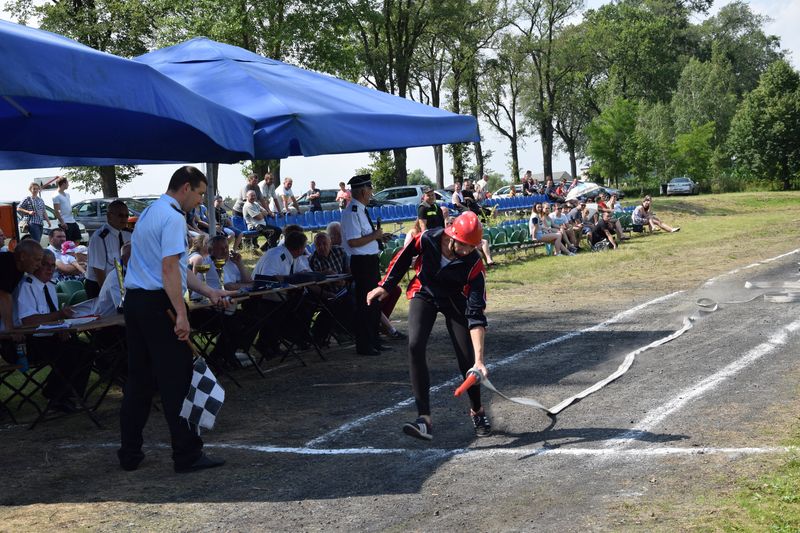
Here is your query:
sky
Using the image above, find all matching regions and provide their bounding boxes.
[1,0,798,204]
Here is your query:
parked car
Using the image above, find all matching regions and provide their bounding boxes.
[666,176,700,196]
[72,197,149,233]
[132,195,160,206]
[571,180,625,199]
[2,202,90,246]
[295,188,340,213]
[492,184,524,198]
[371,185,427,206]
[434,189,453,205]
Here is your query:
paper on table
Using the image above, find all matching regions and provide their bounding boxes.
[67,297,98,316]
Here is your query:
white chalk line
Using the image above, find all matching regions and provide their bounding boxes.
[304,291,683,448]
[703,248,800,286]
[58,441,798,460]
[608,317,800,450]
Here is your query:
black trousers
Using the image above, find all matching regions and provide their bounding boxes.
[84,279,101,299]
[350,254,381,352]
[407,295,481,416]
[119,289,202,468]
[64,222,82,243]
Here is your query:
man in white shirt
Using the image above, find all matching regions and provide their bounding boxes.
[243,190,281,251]
[93,242,130,318]
[258,172,281,214]
[251,230,314,357]
[275,177,300,214]
[52,177,82,242]
[47,227,85,281]
[85,200,131,299]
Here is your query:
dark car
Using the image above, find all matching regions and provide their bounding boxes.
[72,197,149,234]
[296,188,340,213]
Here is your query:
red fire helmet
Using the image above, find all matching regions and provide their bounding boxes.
[444,211,483,247]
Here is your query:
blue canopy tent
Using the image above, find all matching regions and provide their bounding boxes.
[136,38,480,159]
[0,21,255,169]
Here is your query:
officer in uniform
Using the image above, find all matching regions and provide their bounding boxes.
[341,174,384,356]
[118,166,230,474]
[17,249,92,412]
[85,200,132,299]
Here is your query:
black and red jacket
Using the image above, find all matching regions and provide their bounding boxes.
[380,228,487,329]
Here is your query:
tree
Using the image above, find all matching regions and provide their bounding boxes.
[727,60,800,191]
[698,1,784,96]
[407,169,434,187]
[355,151,396,191]
[514,0,584,179]
[480,34,527,184]
[65,166,143,196]
[671,56,737,143]
[629,101,674,189]
[586,98,637,185]
[673,121,714,184]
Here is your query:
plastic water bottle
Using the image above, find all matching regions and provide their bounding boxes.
[545,243,553,256]
[16,343,29,373]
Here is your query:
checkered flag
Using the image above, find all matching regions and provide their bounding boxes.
[180,357,225,434]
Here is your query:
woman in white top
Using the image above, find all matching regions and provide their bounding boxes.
[187,233,210,272]
[632,196,679,233]
[529,203,573,256]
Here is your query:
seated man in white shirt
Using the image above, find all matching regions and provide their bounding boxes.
[243,190,281,251]
[251,230,315,357]
[275,177,301,214]
[47,227,86,282]
[16,250,92,413]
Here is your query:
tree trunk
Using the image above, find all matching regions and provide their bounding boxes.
[252,160,270,179]
[467,74,483,178]
[433,145,444,188]
[510,137,520,184]
[566,140,577,180]
[540,120,554,179]
[450,84,465,180]
[392,148,408,186]
[99,166,118,198]
[269,160,281,182]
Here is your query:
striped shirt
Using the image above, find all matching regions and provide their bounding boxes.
[309,245,348,275]
[19,196,46,226]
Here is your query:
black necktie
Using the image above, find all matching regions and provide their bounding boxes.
[118,231,124,253]
[44,286,57,312]
[289,260,294,275]
[364,207,384,251]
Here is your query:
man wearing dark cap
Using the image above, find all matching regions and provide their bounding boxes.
[417,187,444,231]
[341,174,384,356]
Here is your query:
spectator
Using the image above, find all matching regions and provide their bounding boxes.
[0,239,42,333]
[633,196,680,233]
[258,173,281,213]
[596,193,629,242]
[185,206,205,239]
[0,228,7,252]
[544,177,564,203]
[541,203,574,251]
[529,203,573,256]
[308,231,354,344]
[214,195,242,250]
[243,190,281,252]
[566,176,579,193]
[549,203,579,252]
[94,242,130,318]
[276,177,300,214]
[417,186,444,231]
[335,181,351,210]
[522,171,534,196]
[567,200,591,247]
[451,181,465,211]
[475,174,489,201]
[47,228,85,281]
[589,210,619,251]
[85,200,131,299]
[187,233,210,274]
[17,182,50,243]
[232,173,268,218]
[52,176,82,242]
[305,180,323,212]
[16,249,92,413]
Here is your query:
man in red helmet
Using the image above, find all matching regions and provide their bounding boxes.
[367,211,490,441]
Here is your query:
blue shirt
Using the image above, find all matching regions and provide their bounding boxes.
[125,194,188,292]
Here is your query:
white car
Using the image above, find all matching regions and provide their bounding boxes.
[666,177,700,196]
[12,204,90,246]
[492,184,524,198]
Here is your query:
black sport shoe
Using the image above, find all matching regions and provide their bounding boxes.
[471,410,492,437]
[403,417,433,441]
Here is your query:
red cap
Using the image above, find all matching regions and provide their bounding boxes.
[445,211,482,247]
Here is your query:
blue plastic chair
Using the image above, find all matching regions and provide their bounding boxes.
[332,209,342,222]
[231,215,260,239]
[323,210,334,226]
[313,210,325,229]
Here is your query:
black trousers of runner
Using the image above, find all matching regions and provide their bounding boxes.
[119,289,202,469]
[407,295,481,416]
[350,254,381,353]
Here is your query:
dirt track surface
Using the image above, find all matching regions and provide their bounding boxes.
[1,249,799,532]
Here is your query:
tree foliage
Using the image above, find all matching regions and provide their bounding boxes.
[586,98,637,185]
[727,60,800,191]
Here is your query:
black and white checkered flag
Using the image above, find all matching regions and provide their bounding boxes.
[180,357,225,434]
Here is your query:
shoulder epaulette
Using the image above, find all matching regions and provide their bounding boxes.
[25,276,33,283]
[280,253,286,261]
[351,205,358,212]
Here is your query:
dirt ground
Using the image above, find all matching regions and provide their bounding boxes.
[1,233,799,531]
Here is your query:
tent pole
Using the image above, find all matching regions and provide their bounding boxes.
[205,162,217,235]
